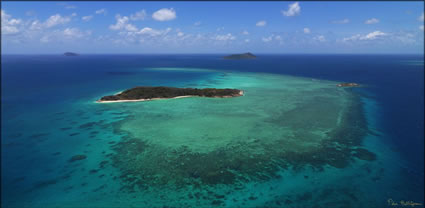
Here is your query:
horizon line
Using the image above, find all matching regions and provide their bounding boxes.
[2,53,424,56]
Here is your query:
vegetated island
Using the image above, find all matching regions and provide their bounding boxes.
[223,52,256,59]
[97,86,244,103]
[63,52,79,56]
[337,83,360,87]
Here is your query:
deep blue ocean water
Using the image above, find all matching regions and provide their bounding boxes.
[1,54,424,207]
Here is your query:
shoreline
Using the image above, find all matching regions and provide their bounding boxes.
[96,90,244,103]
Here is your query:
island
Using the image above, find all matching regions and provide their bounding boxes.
[223,52,256,59]
[97,86,244,103]
[63,52,79,56]
[337,83,360,87]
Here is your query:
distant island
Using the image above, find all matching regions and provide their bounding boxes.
[337,83,360,87]
[97,86,244,103]
[223,52,256,59]
[63,52,79,56]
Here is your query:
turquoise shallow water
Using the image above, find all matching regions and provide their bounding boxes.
[2,55,423,207]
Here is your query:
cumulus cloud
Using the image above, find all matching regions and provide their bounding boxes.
[419,13,424,22]
[256,20,267,27]
[420,25,424,31]
[95,9,107,15]
[332,19,350,24]
[1,10,22,35]
[242,30,249,35]
[40,28,91,43]
[136,27,172,37]
[109,14,138,31]
[303,28,310,34]
[313,35,326,42]
[63,28,85,38]
[44,14,71,28]
[213,33,236,41]
[65,5,77,9]
[282,2,300,17]
[82,15,93,22]
[365,18,379,24]
[262,36,273,42]
[130,10,147,21]
[342,30,387,42]
[194,21,201,26]
[262,34,283,44]
[152,8,176,21]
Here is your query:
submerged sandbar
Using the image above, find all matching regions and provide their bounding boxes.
[97,86,243,103]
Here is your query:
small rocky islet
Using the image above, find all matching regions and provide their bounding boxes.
[98,86,243,102]
[223,52,256,59]
[63,52,79,56]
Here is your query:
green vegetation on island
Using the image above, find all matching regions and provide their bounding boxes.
[99,86,243,102]
[223,52,256,59]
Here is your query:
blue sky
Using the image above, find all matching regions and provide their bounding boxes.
[1,1,424,54]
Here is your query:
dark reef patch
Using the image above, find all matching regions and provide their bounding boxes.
[352,148,377,161]
[69,155,87,162]
[109,92,372,192]
[29,133,50,138]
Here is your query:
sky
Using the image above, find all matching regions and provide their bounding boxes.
[1,1,424,54]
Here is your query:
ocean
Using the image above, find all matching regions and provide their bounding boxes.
[1,54,424,207]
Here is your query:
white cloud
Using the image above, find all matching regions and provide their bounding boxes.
[313,35,326,42]
[342,30,387,42]
[71,13,77,17]
[63,28,85,38]
[303,27,310,34]
[332,19,350,24]
[1,10,23,35]
[262,36,273,42]
[262,34,283,43]
[420,25,424,31]
[40,35,49,43]
[245,39,250,43]
[242,30,249,35]
[136,27,171,37]
[82,15,93,22]
[65,5,77,9]
[419,13,424,22]
[109,15,138,31]
[39,27,91,43]
[362,31,387,40]
[365,18,379,24]
[130,10,147,21]
[282,2,300,17]
[125,24,138,32]
[45,14,71,28]
[256,20,267,27]
[152,8,176,21]
[95,9,107,15]
[194,21,201,26]
[213,33,236,41]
